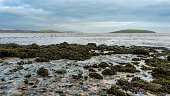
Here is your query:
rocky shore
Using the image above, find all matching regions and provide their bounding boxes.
[0,42,169,96]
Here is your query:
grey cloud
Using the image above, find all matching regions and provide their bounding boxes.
[0,0,170,33]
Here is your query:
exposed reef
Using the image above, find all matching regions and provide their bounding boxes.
[0,42,169,96]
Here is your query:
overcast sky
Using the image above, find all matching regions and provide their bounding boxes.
[0,0,170,33]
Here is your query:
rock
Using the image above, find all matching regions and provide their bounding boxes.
[18,86,28,91]
[23,79,28,84]
[55,90,63,94]
[32,85,37,88]
[52,77,61,82]
[7,80,14,83]
[1,78,5,81]
[28,81,34,85]
[24,74,31,78]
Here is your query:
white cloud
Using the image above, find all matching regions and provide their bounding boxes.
[0,5,44,16]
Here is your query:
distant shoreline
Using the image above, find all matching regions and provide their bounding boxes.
[0,29,79,33]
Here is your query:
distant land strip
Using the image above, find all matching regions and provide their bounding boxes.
[110,29,156,33]
[0,29,80,33]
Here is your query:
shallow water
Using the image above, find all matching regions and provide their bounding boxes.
[0,33,170,49]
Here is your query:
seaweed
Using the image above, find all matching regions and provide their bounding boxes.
[98,62,109,68]
[37,67,48,76]
[112,64,140,73]
[107,85,127,96]
[89,72,103,79]
[102,69,116,75]
[132,48,149,55]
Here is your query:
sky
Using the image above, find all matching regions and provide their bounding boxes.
[0,0,170,33]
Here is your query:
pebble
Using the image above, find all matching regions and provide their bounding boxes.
[52,77,61,82]
[7,80,14,83]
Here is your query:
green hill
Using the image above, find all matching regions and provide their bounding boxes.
[110,29,156,33]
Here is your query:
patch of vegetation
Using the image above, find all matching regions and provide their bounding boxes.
[112,64,140,73]
[145,58,168,67]
[17,61,32,65]
[83,65,91,69]
[0,49,17,57]
[72,74,82,79]
[131,62,140,66]
[116,77,169,95]
[98,62,109,68]
[167,55,170,61]
[56,69,67,74]
[140,65,153,70]
[92,64,99,68]
[88,68,96,72]
[132,49,149,55]
[0,43,169,63]
[37,67,48,76]
[0,42,93,61]
[152,67,169,79]
[107,85,127,96]
[89,72,103,79]
[131,77,160,91]
[102,69,116,75]
[35,57,49,62]
[132,58,141,61]
[9,66,24,72]
[151,78,170,94]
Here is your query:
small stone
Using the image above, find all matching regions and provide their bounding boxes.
[24,74,31,78]
[55,90,63,94]
[28,81,34,85]
[32,85,37,88]
[52,77,57,82]
[18,86,28,91]
[32,78,38,81]
[52,77,61,82]
[7,80,14,83]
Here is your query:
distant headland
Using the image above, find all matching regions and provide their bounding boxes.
[110,29,156,33]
